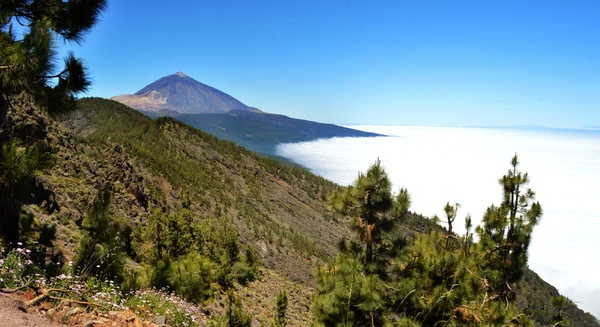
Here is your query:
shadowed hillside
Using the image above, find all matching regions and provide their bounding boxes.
[177,110,382,155]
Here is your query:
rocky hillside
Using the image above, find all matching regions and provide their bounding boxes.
[7,96,348,325]
[516,270,600,327]
[59,98,350,279]
[6,97,598,326]
[111,72,261,114]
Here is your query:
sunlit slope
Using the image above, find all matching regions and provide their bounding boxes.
[52,98,598,326]
[60,98,349,284]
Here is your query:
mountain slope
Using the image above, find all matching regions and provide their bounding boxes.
[516,269,600,327]
[59,98,350,284]
[111,72,382,157]
[7,97,597,326]
[111,72,260,114]
[4,96,349,325]
[61,99,600,326]
[177,110,382,155]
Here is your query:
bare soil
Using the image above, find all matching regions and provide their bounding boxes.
[0,293,59,327]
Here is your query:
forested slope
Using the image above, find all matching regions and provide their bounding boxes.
[177,110,381,155]
[3,96,596,326]
[6,96,349,325]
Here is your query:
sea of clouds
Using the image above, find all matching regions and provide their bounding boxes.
[276,125,600,318]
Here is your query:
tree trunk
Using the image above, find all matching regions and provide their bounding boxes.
[0,93,9,141]
[0,94,20,248]
[0,187,19,249]
[366,243,373,265]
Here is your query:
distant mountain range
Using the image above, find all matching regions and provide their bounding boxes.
[111,72,382,156]
[112,72,261,114]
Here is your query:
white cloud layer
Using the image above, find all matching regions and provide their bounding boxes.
[276,125,600,318]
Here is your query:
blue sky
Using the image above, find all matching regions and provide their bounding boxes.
[63,0,600,127]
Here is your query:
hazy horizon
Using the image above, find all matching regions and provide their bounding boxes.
[276,124,600,318]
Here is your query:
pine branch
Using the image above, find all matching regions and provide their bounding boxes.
[25,288,76,307]
[49,296,109,311]
[0,285,27,293]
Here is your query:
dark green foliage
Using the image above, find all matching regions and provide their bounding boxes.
[74,187,127,282]
[167,251,216,303]
[0,141,49,247]
[0,0,106,112]
[232,246,261,286]
[177,110,382,156]
[0,141,48,186]
[313,156,549,326]
[313,255,387,327]
[0,0,105,253]
[17,208,62,275]
[476,154,543,302]
[328,159,395,267]
[273,290,288,327]
[148,259,172,290]
[552,296,570,326]
[134,204,261,300]
[390,226,532,326]
[222,290,253,327]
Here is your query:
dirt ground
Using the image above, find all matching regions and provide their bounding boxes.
[0,292,156,327]
[0,293,59,327]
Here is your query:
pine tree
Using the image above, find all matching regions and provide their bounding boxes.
[312,255,386,327]
[143,208,168,262]
[315,156,539,326]
[328,158,393,266]
[0,1,107,112]
[223,290,252,327]
[0,141,48,247]
[463,214,472,253]
[315,159,409,326]
[273,290,288,327]
[476,154,543,301]
[552,296,570,326]
[0,0,106,248]
[443,202,460,250]
[74,187,126,281]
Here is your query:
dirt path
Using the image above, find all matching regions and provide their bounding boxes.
[0,293,59,327]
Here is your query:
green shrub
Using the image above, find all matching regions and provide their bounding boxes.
[167,252,216,303]
[210,290,252,327]
[231,262,254,286]
[273,290,288,327]
[74,188,126,282]
[149,259,171,290]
